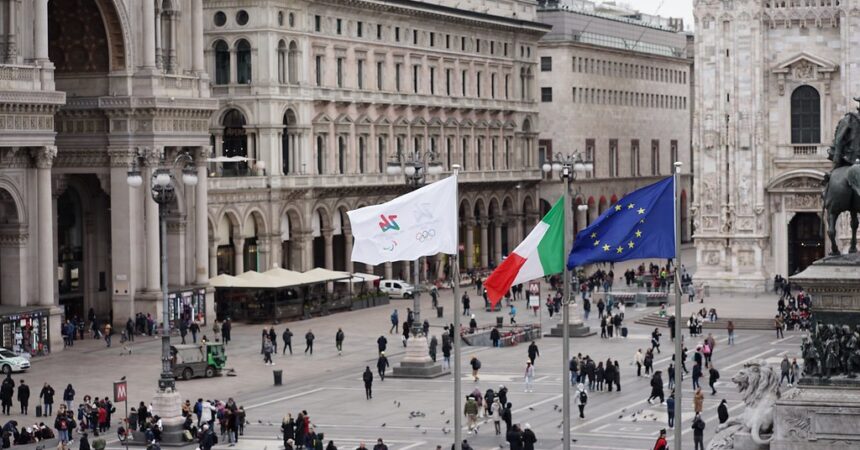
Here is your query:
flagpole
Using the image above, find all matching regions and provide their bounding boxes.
[673,161,683,450]
[452,164,463,450]
[562,171,572,450]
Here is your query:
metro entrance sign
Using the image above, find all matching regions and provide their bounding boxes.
[114,380,128,402]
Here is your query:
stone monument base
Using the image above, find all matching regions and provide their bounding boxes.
[390,336,450,379]
[772,385,860,449]
[131,389,195,447]
[790,254,860,326]
[544,321,595,338]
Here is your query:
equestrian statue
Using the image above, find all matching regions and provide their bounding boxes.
[823,97,860,255]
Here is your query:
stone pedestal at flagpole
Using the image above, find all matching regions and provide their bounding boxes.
[546,302,595,338]
[391,336,450,378]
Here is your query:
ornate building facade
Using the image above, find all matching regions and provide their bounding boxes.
[536,1,693,239]
[203,0,549,281]
[0,0,216,352]
[693,0,847,288]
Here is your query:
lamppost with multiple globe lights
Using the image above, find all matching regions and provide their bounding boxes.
[542,151,592,450]
[386,149,444,337]
[127,150,198,442]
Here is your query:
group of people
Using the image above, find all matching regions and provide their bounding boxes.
[775,282,813,333]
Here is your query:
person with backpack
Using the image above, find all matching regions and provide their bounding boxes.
[304,330,315,355]
[282,328,293,355]
[335,328,345,356]
[470,357,481,382]
[691,413,706,450]
[574,383,587,418]
[362,367,373,399]
[463,396,479,433]
[389,310,399,334]
[376,352,389,381]
[709,364,720,395]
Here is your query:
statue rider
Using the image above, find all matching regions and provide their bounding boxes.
[828,97,860,171]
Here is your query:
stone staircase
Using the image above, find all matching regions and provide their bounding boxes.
[635,313,776,331]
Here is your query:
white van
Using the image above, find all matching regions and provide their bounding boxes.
[379,279,415,298]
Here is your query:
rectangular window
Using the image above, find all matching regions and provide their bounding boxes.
[395,27,400,42]
[461,36,466,51]
[461,70,467,96]
[357,60,364,89]
[609,139,618,177]
[490,73,495,99]
[585,138,595,178]
[540,56,552,72]
[377,24,382,39]
[670,140,678,165]
[413,64,420,93]
[430,67,435,95]
[376,61,384,90]
[336,18,342,34]
[504,42,508,56]
[413,29,418,45]
[490,41,494,54]
[446,34,450,49]
[315,55,323,86]
[314,15,321,32]
[336,57,344,87]
[476,71,482,97]
[446,69,452,96]
[357,21,363,37]
[395,63,402,92]
[538,139,551,179]
[505,75,509,99]
[476,39,481,53]
[430,32,435,47]
[541,87,552,102]
[651,139,660,175]
[631,139,640,176]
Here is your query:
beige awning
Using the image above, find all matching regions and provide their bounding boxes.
[262,267,313,286]
[336,272,382,284]
[235,271,293,289]
[208,274,251,288]
[303,267,352,283]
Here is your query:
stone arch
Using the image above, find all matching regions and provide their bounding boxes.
[332,205,352,271]
[241,208,267,271]
[0,184,25,309]
[242,208,268,239]
[214,209,241,274]
[279,206,303,270]
[48,0,128,73]
[311,205,332,269]
[598,196,608,215]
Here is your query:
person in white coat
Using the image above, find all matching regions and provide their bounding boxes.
[491,398,502,435]
[199,399,216,429]
[524,361,535,393]
[574,383,588,419]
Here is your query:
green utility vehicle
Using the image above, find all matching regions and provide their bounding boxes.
[170,343,227,380]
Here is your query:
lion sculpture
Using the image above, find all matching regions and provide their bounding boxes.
[707,361,781,450]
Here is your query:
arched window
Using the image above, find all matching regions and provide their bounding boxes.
[338,136,347,174]
[277,40,287,84]
[214,40,230,85]
[282,110,297,174]
[236,39,252,84]
[159,0,178,73]
[358,136,366,173]
[316,135,325,175]
[222,109,247,176]
[288,41,299,84]
[791,86,820,144]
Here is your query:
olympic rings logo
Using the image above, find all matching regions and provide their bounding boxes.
[415,229,436,242]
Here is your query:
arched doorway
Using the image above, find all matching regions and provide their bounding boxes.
[788,213,824,275]
[222,109,248,176]
[280,209,301,270]
[57,188,84,316]
[0,188,25,308]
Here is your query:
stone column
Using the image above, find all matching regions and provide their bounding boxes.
[384,262,393,280]
[576,207,587,237]
[34,147,57,306]
[233,238,245,274]
[403,261,411,283]
[5,0,18,62]
[144,150,162,292]
[192,0,205,73]
[195,148,210,284]
[257,236,270,271]
[154,4,163,69]
[344,227,354,272]
[480,220,489,268]
[465,220,475,270]
[208,239,218,278]
[142,0,157,68]
[34,0,48,61]
[323,229,334,270]
[494,220,503,266]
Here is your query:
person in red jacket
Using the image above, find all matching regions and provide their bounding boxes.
[653,429,668,450]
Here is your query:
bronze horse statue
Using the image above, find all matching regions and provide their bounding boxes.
[823,162,860,255]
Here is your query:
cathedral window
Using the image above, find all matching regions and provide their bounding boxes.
[214,40,230,85]
[791,85,821,144]
[236,39,252,84]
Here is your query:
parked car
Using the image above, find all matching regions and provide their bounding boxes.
[379,279,415,298]
[0,348,30,374]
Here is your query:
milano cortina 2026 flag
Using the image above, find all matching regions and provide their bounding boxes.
[347,176,458,265]
[483,197,565,307]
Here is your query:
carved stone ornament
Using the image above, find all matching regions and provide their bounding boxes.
[31,146,57,169]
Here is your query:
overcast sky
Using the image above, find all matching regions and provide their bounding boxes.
[625,0,695,30]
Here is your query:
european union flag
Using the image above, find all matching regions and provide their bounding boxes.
[567,176,676,269]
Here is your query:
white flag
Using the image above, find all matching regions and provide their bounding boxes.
[348,175,458,265]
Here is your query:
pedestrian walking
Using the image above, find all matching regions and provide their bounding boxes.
[666,395,675,428]
[574,383,587,418]
[613,360,621,391]
[462,293,471,316]
[190,321,200,344]
[692,413,706,450]
[506,424,522,450]
[775,315,784,339]
[304,330,315,355]
[524,361,535,393]
[780,356,791,386]
[522,423,537,450]
[442,337,452,370]
[692,362,702,390]
[376,335,387,355]
[0,376,11,415]
[654,429,669,450]
[282,328,293,355]
[693,388,704,414]
[635,349,643,377]
[790,358,800,386]
[709,364,720,395]
[491,398,502,435]
[267,326,275,353]
[389,310,399,334]
[376,352,389,381]
[717,399,729,425]
[600,316,607,339]
[429,335,438,362]
[727,320,735,345]
[17,380,28,415]
[647,371,665,404]
[527,341,539,365]
[362,367,373,399]
[470,356,481,381]
[651,328,662,354]
[335,328,345,355]
[40,382,54,417]
[464,396,479,433]
[509,304,517,325]
[262,338,274,365]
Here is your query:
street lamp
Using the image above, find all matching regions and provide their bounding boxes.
[386,148,444,336]
[127,150,197,443]
[542,151,592,450]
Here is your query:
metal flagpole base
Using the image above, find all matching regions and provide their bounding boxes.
[391,335,451,378]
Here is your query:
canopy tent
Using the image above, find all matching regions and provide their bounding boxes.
[263,267,313,286]
[303,268,351,284]
[234,270,293,289]
[208,274,251,288]
[335,272,382,284]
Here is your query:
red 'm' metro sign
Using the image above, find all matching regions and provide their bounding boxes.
[114,380,128,403]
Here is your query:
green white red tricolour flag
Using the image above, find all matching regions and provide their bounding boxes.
[484,197,565,307]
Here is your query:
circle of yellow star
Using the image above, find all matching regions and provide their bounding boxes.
[627,203,635,209]
[615,205,622,211]
[628,241,635,248]
[637,208,646,215]
[590,232,597,238]
[616,246,624,253]
[593,240,600,246]
[602,244,610,252]
[635,230,642,238]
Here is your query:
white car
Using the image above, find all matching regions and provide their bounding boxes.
[0,348,30,374]
[379,279,415,298]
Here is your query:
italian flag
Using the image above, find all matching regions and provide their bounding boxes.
[484,197,564,307]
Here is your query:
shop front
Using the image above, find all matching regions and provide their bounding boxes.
[167,288,208,327]
[0,308,52,356]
